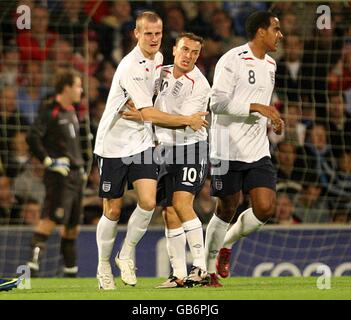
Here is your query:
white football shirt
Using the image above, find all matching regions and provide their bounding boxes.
[154,65,210,146]
[210,43,276,162]
[94,45,163,158]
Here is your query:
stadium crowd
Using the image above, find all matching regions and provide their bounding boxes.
[1,0,351,226]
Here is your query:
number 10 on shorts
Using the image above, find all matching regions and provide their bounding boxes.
[182,167,197,182]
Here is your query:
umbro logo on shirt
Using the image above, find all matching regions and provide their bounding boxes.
[139,60,146,64]
[238,50,248,56]
[133,77,144,81]
[270,71,275,85]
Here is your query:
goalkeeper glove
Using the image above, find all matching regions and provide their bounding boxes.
[44,156,70,176]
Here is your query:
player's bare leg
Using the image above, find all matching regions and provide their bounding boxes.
[60,226,79,277]
[156,207,186,288]
[172,191,208,287]
[205,192,240,284]
[219,188,275,277]
[27,218,56,276]
[116,179,156,286]
[96,198,122,290]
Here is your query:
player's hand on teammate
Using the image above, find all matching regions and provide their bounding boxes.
[272,118,284,135]
[43,156,70,176]
[121,100,144,122]
[188,112,209,131]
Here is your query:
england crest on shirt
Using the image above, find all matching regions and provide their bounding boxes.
[172,81,183,97]
[214,179,223,190]
[102,181,111,192]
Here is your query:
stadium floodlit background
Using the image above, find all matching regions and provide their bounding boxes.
[0,0,351,286]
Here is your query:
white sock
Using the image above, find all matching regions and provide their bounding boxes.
[223,208,264,249]
[96,214,118,262]
[205,214,230,273]
[182,218,206,271]
[119,204,154,260]
[165,227,187,279]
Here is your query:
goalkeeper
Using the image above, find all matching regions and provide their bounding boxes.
[26,69,91,277]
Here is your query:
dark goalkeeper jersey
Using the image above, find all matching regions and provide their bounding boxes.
[27,99,85,169]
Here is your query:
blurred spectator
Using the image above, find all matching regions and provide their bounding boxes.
[97,0,134,63]
[274,193,300,225]
[197,8,246,82]
[276,34,303,103]
[14,157,45,206]
[0,39,19,86]
[208,9,246,55]
[0,175,22,224]
[83,0,109,24]
[193,178,217,224]
[293,181,331,223]
[96,59,117,98]
[269,103,306,147]
[49,38,76,73]
[87,76,100,106]
[303,122,337,192]
[189,1,221,38]
[74,29,103,76]
[119,25,138,60]
[328,151,351,216]
[50,0,88,52]
[326,92,351,157]
[0,157,4,176]
[279,12,299,36]
[300,94,316,128]
[7,130,30,178]
[161,6,187,64]
[0,86,29,173]
[20,198,41,226]
[222,1,267,37]
[273,141,304,193]
[301,20,343,119]
[16,6,58,61]
[17,61,49,124]
[331,208,350,224]
[328,39,351,92]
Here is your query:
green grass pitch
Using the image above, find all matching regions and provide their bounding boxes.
[1,277,350,300]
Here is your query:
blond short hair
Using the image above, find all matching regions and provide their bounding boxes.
[135,11,162,30]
